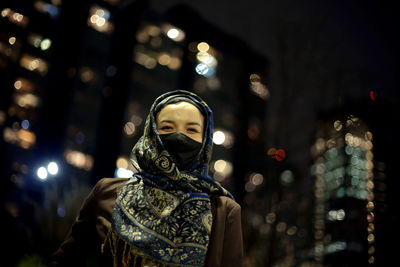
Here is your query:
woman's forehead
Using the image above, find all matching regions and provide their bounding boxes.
[157,102,204,120]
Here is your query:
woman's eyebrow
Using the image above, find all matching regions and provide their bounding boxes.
[160,120,175,124]
[187,122,201,126]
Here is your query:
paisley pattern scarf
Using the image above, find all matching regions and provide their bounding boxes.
[103,90,233,267]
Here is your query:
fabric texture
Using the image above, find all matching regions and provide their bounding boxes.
[48,178,244,267]
[104,90,234,266]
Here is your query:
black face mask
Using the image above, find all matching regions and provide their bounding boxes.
[160,132,203,169]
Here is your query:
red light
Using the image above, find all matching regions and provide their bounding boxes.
[370,91,377,100]
[275,149,286,161]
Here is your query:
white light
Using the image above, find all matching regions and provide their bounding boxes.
[195,63,209,75]
[115,168,133,178]
[167,28,179,39]
[37,167,48,180]
[47,162,59,175]
[40,38,51,50]
[214,160,227,173]
[213,131,225,145]
[196,52,217,68]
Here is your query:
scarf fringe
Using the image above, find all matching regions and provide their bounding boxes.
[102,228,185,267]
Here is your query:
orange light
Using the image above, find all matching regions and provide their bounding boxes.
[267,148,277,157]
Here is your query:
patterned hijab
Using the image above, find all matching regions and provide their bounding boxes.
[103,90,233,267]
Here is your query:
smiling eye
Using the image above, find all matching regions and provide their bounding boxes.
[187,128,199,133]
[160,126,173,130]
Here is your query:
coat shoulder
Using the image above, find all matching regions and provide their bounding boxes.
[211,195,241,212]
[92,177,130,199]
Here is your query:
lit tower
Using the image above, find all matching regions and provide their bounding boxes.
[311,114,375,266]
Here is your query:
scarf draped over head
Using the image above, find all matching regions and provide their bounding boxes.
[103,90,233,267]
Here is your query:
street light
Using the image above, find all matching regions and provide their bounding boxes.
[36,161,59,180]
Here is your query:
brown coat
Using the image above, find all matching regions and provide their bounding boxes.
[50,178,244,267]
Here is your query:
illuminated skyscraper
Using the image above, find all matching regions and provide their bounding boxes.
[311,113,375,266]
[309,97,398,266]
[0,1,66,199]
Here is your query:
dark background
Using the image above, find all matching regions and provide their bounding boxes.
[0,0,398,266]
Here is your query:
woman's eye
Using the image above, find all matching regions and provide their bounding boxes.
[188,128,199,133]
[160,126,173,130]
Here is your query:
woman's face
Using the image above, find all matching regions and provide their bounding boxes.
[156,101,205,143]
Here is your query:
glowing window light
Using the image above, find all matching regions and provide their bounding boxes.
[14,93,40,108]
[3,127,19,144]
[213,130,225,145]
[27,33,43,48]
[280,170,294,185]
[334,120,343,131]
[250,81,269,100]
[214,160,227,173]
[212,129,234,148]
[88,5,113,34]
[212,159,233,183]
[17,129,36,148]
[146,25,161,37]
[197,42,209,52]
[245,181,256,192]
[37,167,48,180]
[19,54,48,75]
[1,8,29,27]
[34,1,60,18]
[325,241,347,254]
[116,157,129,169]
[167,28,179,39]
[47,162,59,175]
[130,114,143,126]
[14,80,22,90]
[250,173,264,186]
[196,52,217,68]
[79,67,96,83]
[124,122,135,136]
[21,120,30,129]
[162,24,185,42]
[195,63,209,75]
[64,149,94,171]
[134,52,157,69]
[40,38,51,50]
[327,209,345,221]
[167,57,181,70]
[158,53,171,66]
[115,168,133,178]
[136,29,149,43]
[213,160,233,175]
[57,205,66,217]
[13,77,37,93]
[1,8,10,17]
[8,37,16,45]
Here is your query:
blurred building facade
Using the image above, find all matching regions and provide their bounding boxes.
[309,98,397,267]
[0,0,270,265]
[1,1,396,267]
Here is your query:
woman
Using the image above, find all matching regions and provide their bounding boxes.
[50,90,243,267]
